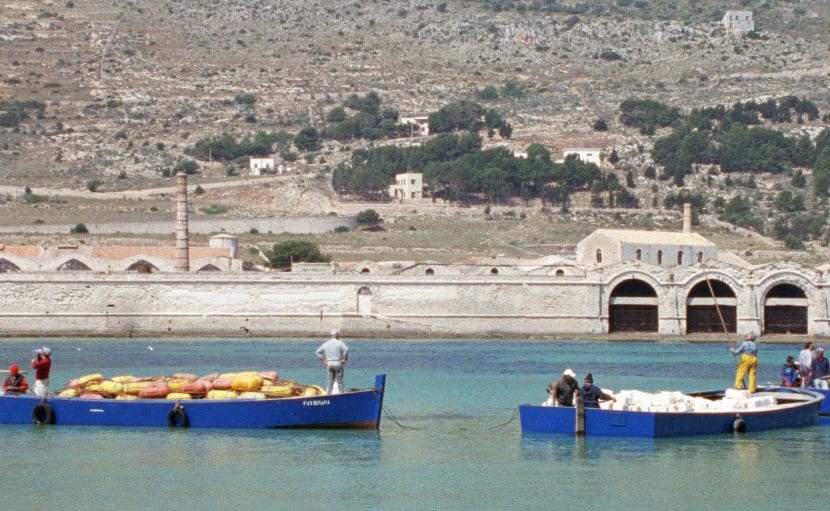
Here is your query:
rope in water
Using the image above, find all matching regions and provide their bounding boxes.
[488,408,519,430]
[382,405,425,430]
[382,406,520,431]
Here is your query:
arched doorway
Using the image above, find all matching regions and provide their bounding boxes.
[764,283,807,334]
[357,287,372,316]
[609,279,658,332]
[686,280,737,333]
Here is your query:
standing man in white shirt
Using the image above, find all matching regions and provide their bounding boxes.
[316,329,349,395]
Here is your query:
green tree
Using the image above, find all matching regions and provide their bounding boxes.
[86,179,102,192]
[293,127,321,152]
[476,86,499,100]
[791,169,806,188]
[814,147,830,197]
[326,107,347,123]
[356,209,381,226]
[428,100,485,133]
[266,240,330,269]
[172,159,200,175]
[70,223,89,234]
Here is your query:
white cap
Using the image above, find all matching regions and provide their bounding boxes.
[330,329,339,337]
[41,347,52,356]
[563,368,576,378]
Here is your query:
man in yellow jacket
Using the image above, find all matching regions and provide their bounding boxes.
[731,333,758,392]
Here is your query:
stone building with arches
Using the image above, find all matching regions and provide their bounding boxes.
[0,226,827,338]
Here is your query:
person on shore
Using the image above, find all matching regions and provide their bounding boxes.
[316,329,349,395]
[797,342,814,388]
[30,346,52,397]
[2,365,29,395]
[578,373,616,408]
[731,332,758,393]
[780,356,798,387]
[546,368,579,407]
[811,347,829,390]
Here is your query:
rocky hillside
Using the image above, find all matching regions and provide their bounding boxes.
[0,0,828,257]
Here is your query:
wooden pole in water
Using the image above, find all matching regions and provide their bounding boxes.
[574,394,585,436]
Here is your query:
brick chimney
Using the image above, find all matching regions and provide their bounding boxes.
[175,172,190,272]
[682,203,692,233]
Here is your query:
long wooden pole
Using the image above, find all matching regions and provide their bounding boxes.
[701,266,735,356]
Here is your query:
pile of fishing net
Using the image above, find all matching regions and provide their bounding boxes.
[57,371,325,400]
[600,388,777,413]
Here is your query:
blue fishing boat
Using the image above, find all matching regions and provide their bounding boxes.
[815,388,830,416]
[520,387,823,437]
[0,374,386,429]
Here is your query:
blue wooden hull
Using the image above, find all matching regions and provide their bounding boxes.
[520,387,823,437]
[0,374,386,429]
[816,388,830,415]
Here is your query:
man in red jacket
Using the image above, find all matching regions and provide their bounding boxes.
[31,347,52,397]
[2,365,29,395]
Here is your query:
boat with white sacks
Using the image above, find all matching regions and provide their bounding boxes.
[519,386,823,437]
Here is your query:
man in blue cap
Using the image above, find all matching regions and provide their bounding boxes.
[731,333,758,392]
[579,373,616,408]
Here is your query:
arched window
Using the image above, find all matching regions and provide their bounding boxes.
[635,249,641,261]
[57,259,90,271]
[657,250,663,265]
[0,259,20,272]
[360,268,370,274]
[490,268,499,275]
[555,269,565,277]
[197,264,221,272]
[677,251,683,265]
[595,249,602,263]
[127,260,158,273]
[425,268,435,275]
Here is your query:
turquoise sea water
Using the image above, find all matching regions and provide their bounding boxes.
[1,338,829,511]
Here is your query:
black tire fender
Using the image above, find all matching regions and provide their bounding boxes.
[32,402,56,425]
[167,405,189,428]
[732,417,746,433]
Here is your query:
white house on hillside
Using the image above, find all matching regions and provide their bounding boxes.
[399,116,430,137]
[250,157,276,176]
[389,172,424,200]
[563,148,603,167]
[722,10,754,33]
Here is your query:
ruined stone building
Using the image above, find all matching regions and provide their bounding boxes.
[722,10,754,33]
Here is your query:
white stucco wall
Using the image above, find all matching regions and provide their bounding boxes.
[0,259,827,338]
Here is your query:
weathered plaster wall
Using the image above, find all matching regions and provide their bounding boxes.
[0,261,827,338]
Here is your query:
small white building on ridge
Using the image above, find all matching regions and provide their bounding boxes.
[399,116,430,137]
[722,10,754,33]
[250,157,276,176]
[388,172,424,200]
[563,148,603,167]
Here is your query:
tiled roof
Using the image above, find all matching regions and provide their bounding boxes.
[591,229,716,247]
[89,246,232,260]
[0,245,43,257]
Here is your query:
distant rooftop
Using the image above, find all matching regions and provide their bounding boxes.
[591,229,716,247]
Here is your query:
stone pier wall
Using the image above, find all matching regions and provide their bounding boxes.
[0,261,827,338]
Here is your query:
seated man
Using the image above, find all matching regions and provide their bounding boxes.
[2,365,29,395]
[780,356,799,387]
[578,373,615,408]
